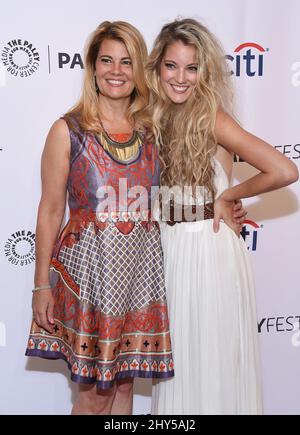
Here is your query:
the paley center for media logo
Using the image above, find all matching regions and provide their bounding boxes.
[4,229,35,266]
[1,39,40,78]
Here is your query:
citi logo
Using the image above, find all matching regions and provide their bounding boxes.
[241,219,263,251]
[226,42,269,77]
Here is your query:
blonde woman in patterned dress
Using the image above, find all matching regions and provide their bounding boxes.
[26,21,174,415]
[147,18,299,414]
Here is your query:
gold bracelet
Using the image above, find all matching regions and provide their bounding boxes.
[32,285,52,293]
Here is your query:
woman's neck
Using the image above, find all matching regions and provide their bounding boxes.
[97,97,134,133]
[98,95,131,124]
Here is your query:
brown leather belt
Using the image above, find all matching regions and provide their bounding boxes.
[161,202,214,226]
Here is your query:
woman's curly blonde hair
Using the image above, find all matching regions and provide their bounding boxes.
[146,18,233,200]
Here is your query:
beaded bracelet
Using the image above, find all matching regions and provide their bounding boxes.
[32,285,52,293]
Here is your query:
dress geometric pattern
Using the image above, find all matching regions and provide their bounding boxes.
[26,118,174,389]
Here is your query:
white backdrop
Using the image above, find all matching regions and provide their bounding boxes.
[0,0,299,415]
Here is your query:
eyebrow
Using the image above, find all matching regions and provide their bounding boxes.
[164,59,198,66]
[99,55,131,60]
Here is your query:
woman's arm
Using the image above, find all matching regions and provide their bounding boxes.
[212,111,298,236]
[215,111,299,201]
[32,118,70,333]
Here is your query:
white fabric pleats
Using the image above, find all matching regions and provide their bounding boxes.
[152,160,262,415]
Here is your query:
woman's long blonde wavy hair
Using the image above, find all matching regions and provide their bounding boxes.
[146,18,233,200]
[65,21,151,133]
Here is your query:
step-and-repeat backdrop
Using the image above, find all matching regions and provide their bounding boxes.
[0,0,299,415]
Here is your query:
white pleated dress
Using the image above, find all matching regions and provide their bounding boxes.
[152,159,263,415]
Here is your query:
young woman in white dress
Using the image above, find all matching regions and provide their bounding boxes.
[147,18,299,415]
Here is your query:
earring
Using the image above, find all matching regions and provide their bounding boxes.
[94,76,100,94]
[131,88,138,99]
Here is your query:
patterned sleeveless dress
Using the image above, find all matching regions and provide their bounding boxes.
[26,118,174,390]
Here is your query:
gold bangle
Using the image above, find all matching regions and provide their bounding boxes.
[32,285,52,292]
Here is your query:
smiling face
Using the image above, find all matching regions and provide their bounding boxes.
[95,38,135,101]
[160,40,198,104]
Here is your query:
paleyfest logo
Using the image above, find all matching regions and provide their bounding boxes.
[235,143,300,162]
[226,42,269,77]
[1,39,40,78]
[258,316,300,348]
[241,219,263,251]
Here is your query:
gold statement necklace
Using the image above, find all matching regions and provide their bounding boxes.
[96,117,142,164]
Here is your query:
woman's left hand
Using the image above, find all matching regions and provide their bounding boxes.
[233,199,247,224]
[213,197,247,237]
